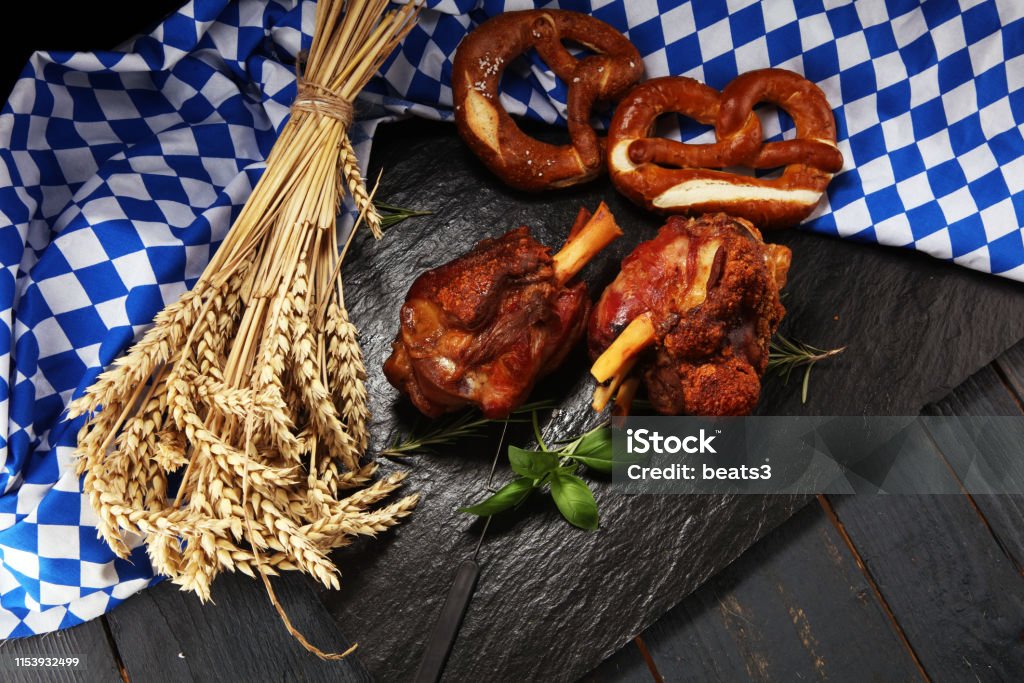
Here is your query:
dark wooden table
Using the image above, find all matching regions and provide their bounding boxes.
[3,338,1023,682]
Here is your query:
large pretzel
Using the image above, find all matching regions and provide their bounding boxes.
[608,69,843,228]
[453,10,643,191]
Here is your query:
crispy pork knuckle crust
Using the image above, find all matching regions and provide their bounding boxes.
[385,227,590,418]
[589,213,790,416]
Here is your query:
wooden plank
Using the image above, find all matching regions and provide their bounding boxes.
[923,363,1024,569]
[578,639,658,683]
[826,456,1024,680]
[0,618,122,682]
[630,504,923,682]
[105,571,370,683]
[994,340,1024,406]
[929,355,1024,417]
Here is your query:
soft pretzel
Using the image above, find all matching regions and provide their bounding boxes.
[453,10,643,191]
[608,69,843,228]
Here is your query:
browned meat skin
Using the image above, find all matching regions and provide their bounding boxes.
[589,213,790,416]
[384,227,590,418]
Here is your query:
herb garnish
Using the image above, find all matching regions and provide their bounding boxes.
[381,400,554,457]
[460,415,611,531]
[374,200,432,230]
[384,401,610,530]
[768,334,846,404]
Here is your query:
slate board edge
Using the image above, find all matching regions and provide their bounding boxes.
[318,119,1024,683]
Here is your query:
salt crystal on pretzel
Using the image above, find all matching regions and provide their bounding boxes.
[453,10,643,191]
[608,69,843,229]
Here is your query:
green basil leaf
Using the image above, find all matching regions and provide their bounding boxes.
[508,446,560,480]
[565,428,614,473]
[570,453,614,474]
[549,472,599,531]
[459,477,534,516]
[573,427,612,458]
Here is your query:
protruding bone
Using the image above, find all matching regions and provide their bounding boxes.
[591,354,637,412]
[766,243,792,290]
[553,201,622,286]
[591,313,657,384]
[679,239,723,312]
[567,206,592,240]
[612,377,640,417]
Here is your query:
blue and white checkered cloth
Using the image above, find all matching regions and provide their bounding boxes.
[0,0,1021,637]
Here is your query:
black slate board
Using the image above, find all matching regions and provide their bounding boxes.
[318,119,1024,682]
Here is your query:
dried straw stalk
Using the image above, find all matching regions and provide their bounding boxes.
[68,0,420,658]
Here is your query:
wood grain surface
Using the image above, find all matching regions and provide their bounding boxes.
[0,618,123,683]
[926,364,1024,569]
[104,572,367,683]
[632,504,925,681]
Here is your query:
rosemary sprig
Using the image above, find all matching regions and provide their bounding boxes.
[374,200,432,231]
[380,400,555,457]
[768,334,846,404]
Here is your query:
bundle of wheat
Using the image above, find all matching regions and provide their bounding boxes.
[67,0,420,657]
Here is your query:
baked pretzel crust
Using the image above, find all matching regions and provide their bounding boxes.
[453,10,643,191]
[608,69,843,228]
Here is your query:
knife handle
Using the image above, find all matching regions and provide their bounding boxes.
[413,558,480,683]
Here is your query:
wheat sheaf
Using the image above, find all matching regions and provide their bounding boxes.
[67,0,421,658]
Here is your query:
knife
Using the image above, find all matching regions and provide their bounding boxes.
[412,422,509,683]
